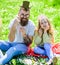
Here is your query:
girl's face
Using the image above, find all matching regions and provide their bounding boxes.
[40,18,49,30]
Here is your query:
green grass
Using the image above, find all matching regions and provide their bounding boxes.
[0,0,60,42]
[0,0,60,65]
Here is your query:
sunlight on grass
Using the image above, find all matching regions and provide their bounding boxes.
[0,0,60,41]
[0,0,60,65]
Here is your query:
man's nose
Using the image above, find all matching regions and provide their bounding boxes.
[23,16,27,18]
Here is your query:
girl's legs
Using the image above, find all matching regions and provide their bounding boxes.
[0,43,28,65]
[44,43,53,59]
[34,46,46,55]
[44,43,53,64]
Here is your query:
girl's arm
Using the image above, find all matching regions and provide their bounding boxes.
[43,31,53,44]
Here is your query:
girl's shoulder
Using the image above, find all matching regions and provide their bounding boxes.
[34,27,38,34]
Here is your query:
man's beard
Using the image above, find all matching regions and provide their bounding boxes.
[20,18,28,26]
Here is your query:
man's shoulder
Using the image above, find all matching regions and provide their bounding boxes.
[28,20,35,26]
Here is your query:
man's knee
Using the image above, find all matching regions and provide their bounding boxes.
[0,40,4,45]
[0,41,11,51]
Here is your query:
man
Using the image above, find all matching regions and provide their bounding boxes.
[0,1,35,65]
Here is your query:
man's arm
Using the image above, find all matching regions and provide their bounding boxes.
[8,19,19,42]
[8,25,16,42]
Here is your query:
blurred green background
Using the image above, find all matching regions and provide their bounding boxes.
[0,0,60,43]
[0,0,60,65]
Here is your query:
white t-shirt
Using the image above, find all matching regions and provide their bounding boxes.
[9,17,35,43]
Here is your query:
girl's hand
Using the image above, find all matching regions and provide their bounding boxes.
[39,29,43,37]
[44,25,49,32]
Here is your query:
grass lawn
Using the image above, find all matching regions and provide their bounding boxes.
[0,0,60,65]
[0,0,60,42]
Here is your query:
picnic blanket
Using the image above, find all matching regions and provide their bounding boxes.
[52,43,60,54]
[26,43,60,58]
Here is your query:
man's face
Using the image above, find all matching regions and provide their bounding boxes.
[19,8,30,26]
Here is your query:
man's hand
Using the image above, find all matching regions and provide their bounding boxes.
[19,27,33,46]
[13,17,20,28]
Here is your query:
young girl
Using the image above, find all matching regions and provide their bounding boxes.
[33,14,54,65]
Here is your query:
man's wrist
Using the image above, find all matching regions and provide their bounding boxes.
[23,35,32,46]
[23,33,26,37]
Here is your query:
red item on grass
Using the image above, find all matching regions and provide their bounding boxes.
[52,43,60,54]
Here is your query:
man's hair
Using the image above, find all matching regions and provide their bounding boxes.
[20,7,30,11]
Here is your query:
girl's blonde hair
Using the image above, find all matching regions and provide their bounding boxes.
[37,14,54,43]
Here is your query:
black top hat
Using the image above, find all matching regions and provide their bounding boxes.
[21,1,30,10]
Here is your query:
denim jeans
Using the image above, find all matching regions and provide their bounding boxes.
[0,40,28,65]
[34,43,53,60]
